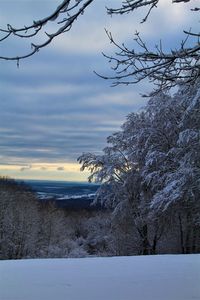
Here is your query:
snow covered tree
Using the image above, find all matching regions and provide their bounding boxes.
[78,113,165,255]
[36,202,68,257]
[0,178,40,259]
[79,80,200,254]
[149,80,200,253]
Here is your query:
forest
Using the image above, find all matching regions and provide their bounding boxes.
[1,77,199,259]
[0,0,200,260]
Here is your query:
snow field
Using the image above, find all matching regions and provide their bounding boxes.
[0,254,199,300]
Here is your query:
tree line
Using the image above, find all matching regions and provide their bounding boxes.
[0,177,111,259]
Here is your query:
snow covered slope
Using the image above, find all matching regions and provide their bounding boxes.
[0,255,199,300]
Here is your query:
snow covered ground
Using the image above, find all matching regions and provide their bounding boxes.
[0,254,199,300]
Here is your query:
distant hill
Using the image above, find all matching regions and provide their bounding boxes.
[21,179,102,210]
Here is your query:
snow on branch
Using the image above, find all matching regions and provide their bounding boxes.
[0,0,94,63]
[107,0,192,20]
[107,0,159,23]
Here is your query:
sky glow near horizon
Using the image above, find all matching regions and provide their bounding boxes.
[0,0,198,181]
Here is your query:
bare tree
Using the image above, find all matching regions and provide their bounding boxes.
[0,0,94,63]
[107,0,193,19]
[0,0,199,91]
[97,28,200,94]
[101,0,200,93]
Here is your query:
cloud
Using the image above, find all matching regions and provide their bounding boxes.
[40,166,47,170]
[20,165,32,172]
[0,51,146,166]
[57,167,65,171]
[0,162,89,181]
[0,0,197,181]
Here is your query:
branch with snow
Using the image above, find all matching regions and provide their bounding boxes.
[0,0,94,63]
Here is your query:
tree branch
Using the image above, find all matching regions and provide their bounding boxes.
[96,29,200,94]
[0,0,94,62]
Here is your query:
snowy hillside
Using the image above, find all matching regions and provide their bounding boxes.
[0,255,199,300]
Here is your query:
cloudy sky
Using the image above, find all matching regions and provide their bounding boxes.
[0,0,198,181]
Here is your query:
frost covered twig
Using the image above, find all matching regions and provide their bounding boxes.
[0,0,94,63]
[96,30,200,94]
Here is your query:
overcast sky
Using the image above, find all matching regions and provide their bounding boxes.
[0,0,198,181]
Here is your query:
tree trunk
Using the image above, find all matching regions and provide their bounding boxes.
[141,224,150,255]
[178,214,185,254]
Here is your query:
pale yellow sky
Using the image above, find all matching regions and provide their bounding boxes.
[0,163,90,182]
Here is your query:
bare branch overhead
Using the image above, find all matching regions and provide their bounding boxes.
[107,0,193,18]
[0,0,94,62]
[96,29,200,94]
[0,0,199,93]
[103,0,200,93]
